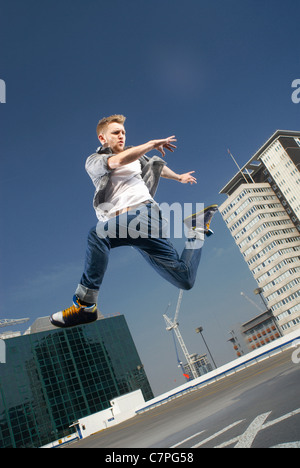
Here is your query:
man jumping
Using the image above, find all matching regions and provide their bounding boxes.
[50,115,218,328]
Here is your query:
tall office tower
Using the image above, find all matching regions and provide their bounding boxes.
[219,130,300,336]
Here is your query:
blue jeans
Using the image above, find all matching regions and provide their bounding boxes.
[75,203,203,304]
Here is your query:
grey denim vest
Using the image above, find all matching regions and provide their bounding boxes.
[85,146,166,214]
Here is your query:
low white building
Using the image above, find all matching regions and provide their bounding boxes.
[72,390,145,439]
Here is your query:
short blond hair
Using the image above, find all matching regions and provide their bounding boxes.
[96,114,126,138]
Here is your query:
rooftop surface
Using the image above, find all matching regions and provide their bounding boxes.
[68,345,300,449]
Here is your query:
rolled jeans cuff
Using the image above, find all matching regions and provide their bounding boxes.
[75,284,99,304]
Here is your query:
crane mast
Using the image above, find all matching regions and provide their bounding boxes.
[163,290,198,380]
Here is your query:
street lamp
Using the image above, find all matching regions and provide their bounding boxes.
[195,326,217,369]
[253,287,268,310]
[253,288,283,337]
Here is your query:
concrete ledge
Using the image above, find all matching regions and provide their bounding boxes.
[136,328,300,414]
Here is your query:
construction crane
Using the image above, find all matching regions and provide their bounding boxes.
[0,318,30,328]
[163,299,189,380]
[163,289,198,380]
[240,292,264,313]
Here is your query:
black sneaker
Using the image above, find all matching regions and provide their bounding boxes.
[50,295,98,328]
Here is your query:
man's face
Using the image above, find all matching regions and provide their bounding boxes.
[99,122,126,154]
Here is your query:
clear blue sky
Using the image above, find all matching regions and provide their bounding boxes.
[1,0,299,396]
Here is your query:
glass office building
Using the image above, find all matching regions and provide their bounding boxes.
[0,315,153,448]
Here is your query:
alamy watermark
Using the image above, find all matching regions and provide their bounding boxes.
[0,79,6,103]
[292,339,300,364]
[96,201,206,249]
[0,339,6,364]
[291,79,300,104]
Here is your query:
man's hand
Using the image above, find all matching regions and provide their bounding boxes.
[178,171,197,185]
[161,166,197,185]
[151,136,177,157]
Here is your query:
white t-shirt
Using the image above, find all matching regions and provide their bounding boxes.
[96,160,153,220]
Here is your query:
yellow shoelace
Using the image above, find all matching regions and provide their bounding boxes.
[62,303,81,318]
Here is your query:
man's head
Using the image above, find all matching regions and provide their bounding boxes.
[96,114,126,154]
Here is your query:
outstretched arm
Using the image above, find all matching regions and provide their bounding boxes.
[161,166,197,185]
[107,136,177,170]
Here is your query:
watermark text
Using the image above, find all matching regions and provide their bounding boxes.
[0,79,6,103]
[291,79,300,104]
[0,339,6,364]
[292,339,300,364]
[96,201,206,249]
